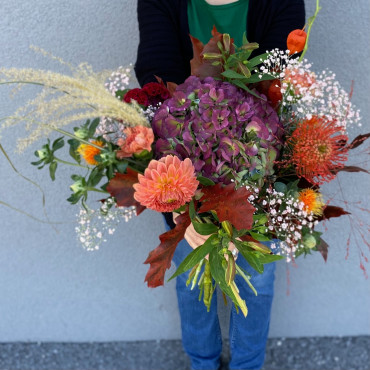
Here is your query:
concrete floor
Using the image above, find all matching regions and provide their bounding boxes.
[0,336,369,370]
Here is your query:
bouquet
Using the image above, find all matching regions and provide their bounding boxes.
[0,2,368,316]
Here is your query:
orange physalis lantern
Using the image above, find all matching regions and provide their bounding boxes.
[287,29,307,55]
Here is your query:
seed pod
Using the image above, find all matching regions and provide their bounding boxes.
[287,29,307,55]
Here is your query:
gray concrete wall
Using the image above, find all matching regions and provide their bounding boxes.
[0,0,369,342]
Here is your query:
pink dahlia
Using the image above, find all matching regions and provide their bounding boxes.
[133,155,199,212]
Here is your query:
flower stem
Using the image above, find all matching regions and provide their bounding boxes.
[51,127,103,149]
[86,187,108,194]
[54,157,89,169]
[299,0,322,62]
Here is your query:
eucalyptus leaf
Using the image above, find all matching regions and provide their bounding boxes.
[274,181,287,194]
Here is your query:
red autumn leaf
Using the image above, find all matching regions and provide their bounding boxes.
[190,26,235,79]
[166,82,178,97]
[154,75,177,98]
[317,238,329,262]
[106,169,146,215]
[331,165,369,175]
[348,133,370,150]
[144,210,191,287]
[321,205,350,220]
[198,183,256,231]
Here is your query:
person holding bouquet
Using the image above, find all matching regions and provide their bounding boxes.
[135,1,305,369]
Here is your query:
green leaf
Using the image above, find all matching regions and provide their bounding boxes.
[49,161,57,181]
[67,193,83,205]
[88,118,100,138]
[87,167,104,187]
[71,174,81,182]
[225,255,236,286]
[245,73,275,84]
[116,89,129,100]
[173,205,187,214]
[169,234,218,280]
[31,158,44,166]
[235,241,264,273]
[253,214,268,225]
[52,137,65,151]
[242,32,248,45]
[189,200,196,220]
[209,249,247,315]
[249,231,271,242]
[231,79,263,100]
[197,176,215,186]
[248,53,269,68]
[221,69,246,79]
[68,138,81,163]
[192,220,219,235]
[257,253,284,264]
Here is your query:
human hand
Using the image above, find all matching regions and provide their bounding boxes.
[172,212,239,259]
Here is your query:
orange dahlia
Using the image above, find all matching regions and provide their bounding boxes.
[288,116,348,185]
[298,188,325,216]
[77,140,104,165]
[133,155,199,212]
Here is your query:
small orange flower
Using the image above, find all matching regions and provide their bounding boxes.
[77,140,104,165]
[287,29,307,55]
[288,116,348,185]
[116,126,154,159]
[133,155,199,212]
[298,188,325,216]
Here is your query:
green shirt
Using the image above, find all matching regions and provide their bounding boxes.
[187,0,249,47]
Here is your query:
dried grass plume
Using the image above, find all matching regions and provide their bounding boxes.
[0,47,148,151]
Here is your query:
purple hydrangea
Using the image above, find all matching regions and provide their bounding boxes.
[151,76,283,184]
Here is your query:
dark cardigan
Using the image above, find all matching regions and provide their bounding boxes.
[134,0,305,228]
[135,0,305,86]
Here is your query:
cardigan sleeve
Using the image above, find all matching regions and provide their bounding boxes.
[135,0,191,87]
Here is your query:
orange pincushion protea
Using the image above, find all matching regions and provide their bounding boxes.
[288,116,348,185]
[133,155,199,212]
[298,188,325,216]
[77,140,104,165]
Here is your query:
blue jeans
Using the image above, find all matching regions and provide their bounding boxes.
[171,231,276,370]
